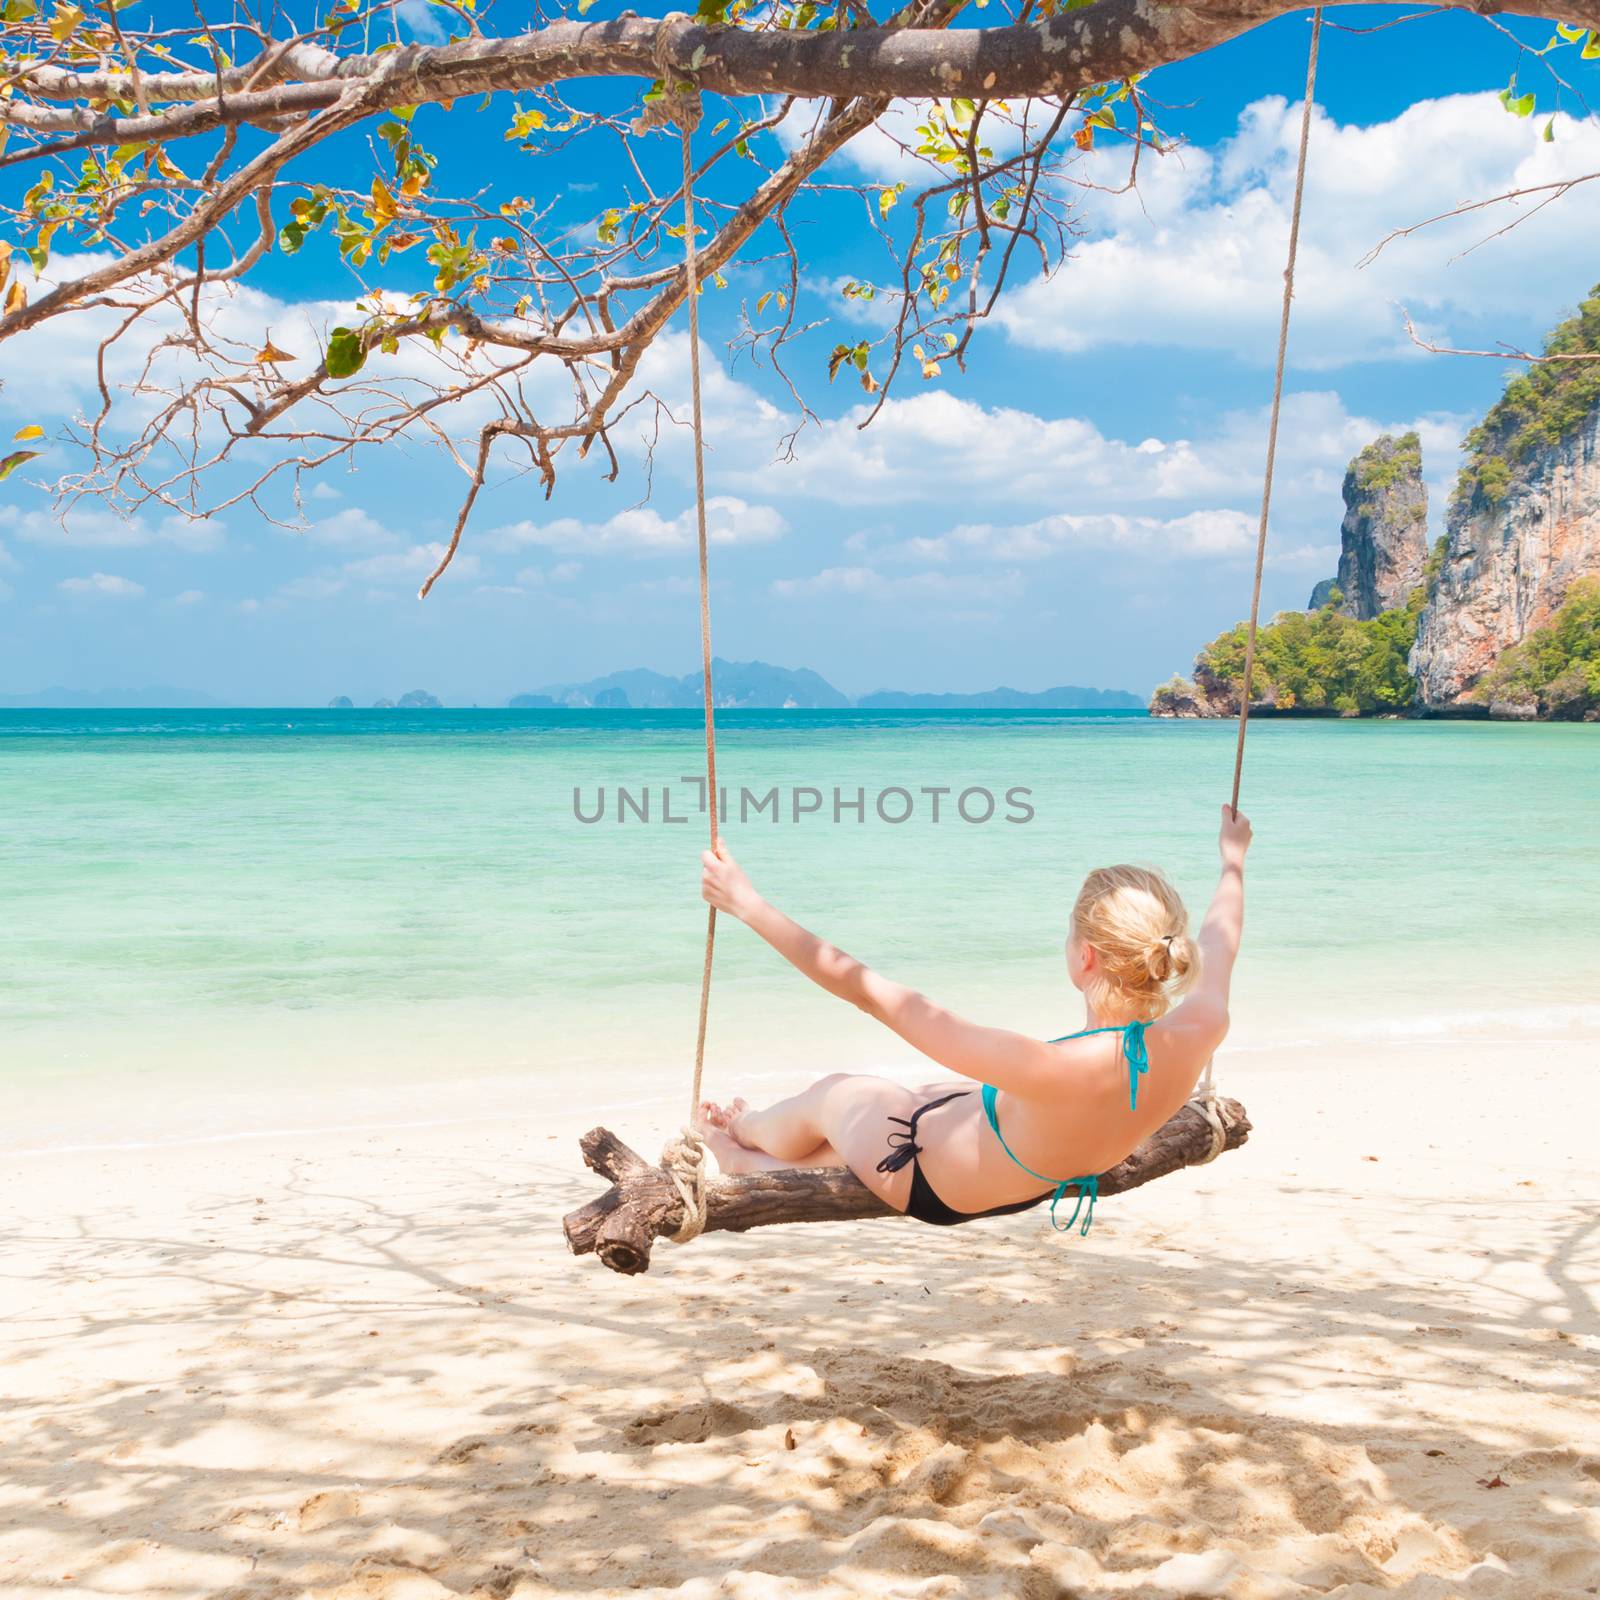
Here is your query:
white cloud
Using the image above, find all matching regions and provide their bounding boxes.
[733,388,1470,526]
[342,542,482,586]
[771,566,1023,603]
[59,571,144,597]
[999,93,1600,366]
[514,561,583,585]
[173,589,205,605]
[279,573,347,601]
[489,495,785,555]
[904,508,1261,562]
[293,507,397,549]
[5,506,223,551]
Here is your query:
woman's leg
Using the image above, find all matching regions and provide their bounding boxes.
[696,1073,919,1206]
[695,1128,847,1175]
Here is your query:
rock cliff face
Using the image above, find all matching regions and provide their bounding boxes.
[1306,434,1428,619]
[1412,403,1600,708]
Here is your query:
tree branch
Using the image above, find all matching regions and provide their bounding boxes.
[5,0,1595,156]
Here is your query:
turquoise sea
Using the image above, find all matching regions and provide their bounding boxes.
[2,709,1596,1153]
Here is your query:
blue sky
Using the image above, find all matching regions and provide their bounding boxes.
[3,4,1598,704]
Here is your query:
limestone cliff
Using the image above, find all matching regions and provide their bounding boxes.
[1414,374,1600,713]
[1306,433,1428,619]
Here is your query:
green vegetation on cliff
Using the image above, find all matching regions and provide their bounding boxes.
[1354,431,1423,494]
[1454,285,1600,511]
[1472,578,1600,718]
[1197,585,1426,714]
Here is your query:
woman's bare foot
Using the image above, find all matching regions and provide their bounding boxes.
[696,1123,757,1174]
[695,1098,751,1143]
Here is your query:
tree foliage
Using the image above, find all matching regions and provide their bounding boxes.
[1472,577,1600,717]
[1196,585,1428,715]
[1,0,1596,593]
[1454,283,1600,512]
[1352,430,1422,494]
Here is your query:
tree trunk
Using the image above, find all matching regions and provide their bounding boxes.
[563,1095,1250,1275]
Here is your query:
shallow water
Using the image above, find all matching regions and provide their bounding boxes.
[2,709,1595,1150]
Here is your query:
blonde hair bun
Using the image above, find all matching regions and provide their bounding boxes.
[1072,866,1199,1023]
[1142,932,1195,986]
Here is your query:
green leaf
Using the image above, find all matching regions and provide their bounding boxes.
[1584,31,1600,57]
[1544,117,1556,142]
[27,222,58,276]
[0,449,40,482]
[325,326,367,379]
[506,105,546,141]
[1498,80,1536,117]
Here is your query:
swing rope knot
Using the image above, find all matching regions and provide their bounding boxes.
[631,13,704,136]
[661,1127,710,1243]
[1188,1058,1231,1164]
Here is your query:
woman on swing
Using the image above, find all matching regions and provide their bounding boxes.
[695,804,1251,1232]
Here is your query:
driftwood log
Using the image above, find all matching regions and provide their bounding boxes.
[563,1096,1251,1274]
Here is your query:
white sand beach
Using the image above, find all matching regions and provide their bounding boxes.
[3,1040,1598,1599]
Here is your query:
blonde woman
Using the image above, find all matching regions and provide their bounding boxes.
[695,804,1251,1232]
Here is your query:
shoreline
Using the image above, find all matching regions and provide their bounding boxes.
[8,1017,1600,1162]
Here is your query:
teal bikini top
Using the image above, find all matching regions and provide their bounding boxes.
[979,1020,1149,1236]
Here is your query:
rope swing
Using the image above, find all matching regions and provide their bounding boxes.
[632,39,719,1242]
[661,120,718,1241]
[638,8,1324,1238]
[1199,6,1322,1150]
[1230,7,1323,817]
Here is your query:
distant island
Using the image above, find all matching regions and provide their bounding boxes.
[509,658,1140,711]
[328,690,443,709]
[0,686,223,709]
[8,669,1136,714]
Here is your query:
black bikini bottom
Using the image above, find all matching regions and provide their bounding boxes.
[875,1091,1050,1228]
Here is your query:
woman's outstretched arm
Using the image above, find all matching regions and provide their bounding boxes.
[700,844,1083,1098]
[1158,804,1252,1054]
